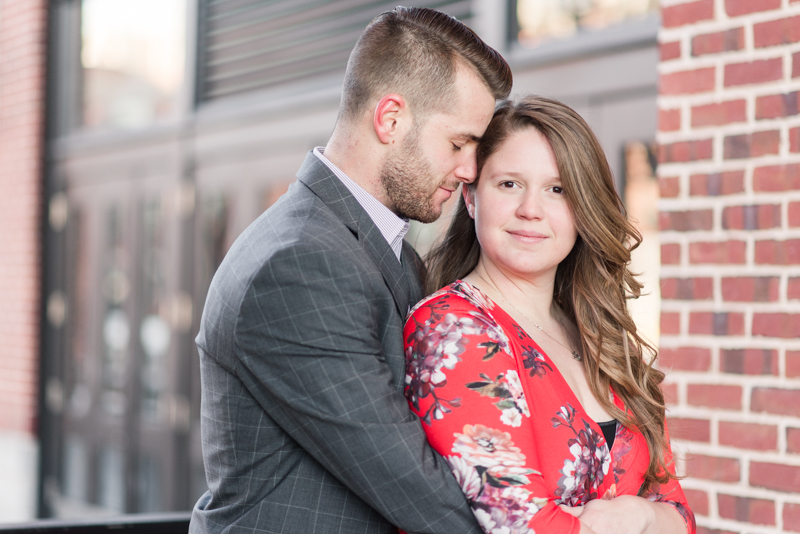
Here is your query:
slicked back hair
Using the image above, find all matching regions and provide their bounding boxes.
[339,6,512,124]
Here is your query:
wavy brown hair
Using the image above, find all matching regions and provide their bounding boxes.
[426,95,674,494]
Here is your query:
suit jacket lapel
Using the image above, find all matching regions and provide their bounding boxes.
[296,152,411,318]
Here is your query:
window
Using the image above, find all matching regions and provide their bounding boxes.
[512,0,658,48]
[80,0,187,130]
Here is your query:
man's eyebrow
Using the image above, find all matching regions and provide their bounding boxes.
[454,132,482,142]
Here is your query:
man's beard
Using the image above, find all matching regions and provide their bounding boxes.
[380,126,445,224]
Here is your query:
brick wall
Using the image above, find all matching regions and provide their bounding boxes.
[0,0,47,436]
[658,0,800,531]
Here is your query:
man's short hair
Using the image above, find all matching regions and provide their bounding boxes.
[339,6,512,123]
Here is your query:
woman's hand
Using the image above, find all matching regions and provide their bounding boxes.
[561,496,686,534]
[560,496,652,534]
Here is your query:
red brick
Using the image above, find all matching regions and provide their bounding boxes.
[661,277,713,300]
[686,453,741,481]
[795,51,800,78]
[791,203,800,228]
[756,91,800,119]
[659,108,681,132]
[755,240,800,264]
[724,130,780,159]
[718,494,775,525]
[784,502,800,532]
[660,67,716,95]
[690,171,745,196]
[689,240,746,264]
[721,348,778,375]
[752,387,800,416]
[692,99,747,127]
[660,209,713,231]
[658,139,713,163]
[726,0,781,16]
[724,58,783,87]
[696,529,736,534]
[660,40,681,61]
[719,421,777,450]
[721,277,779,302]
[684,489,709,516]
[753,313,800,338]
[662,382,679,404]
[689,312,744,335]
[750,461,800,492]
[692,27,745,56]
[791,127,800,153]
[722,204,780,230]
[786,427,800,453]
[663,0,715,28]
[660,176,680,198]
[668,417,710,442]
[754,15,800,48]
[661,311,681,335]
[659,346,711,371]
[687,384,743,410]
[787,350,800,377]
[661,243,681,264]
[754,164,800,191]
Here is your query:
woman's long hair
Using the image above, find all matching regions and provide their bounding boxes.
[426,96,673,493]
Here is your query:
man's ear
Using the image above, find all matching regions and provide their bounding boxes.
[373,94,408,145]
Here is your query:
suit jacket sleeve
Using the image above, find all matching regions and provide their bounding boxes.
[232,240,482,534]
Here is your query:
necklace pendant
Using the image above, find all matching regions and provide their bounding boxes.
[572,351,581,362]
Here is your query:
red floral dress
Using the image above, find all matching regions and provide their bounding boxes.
[403,281,695,534]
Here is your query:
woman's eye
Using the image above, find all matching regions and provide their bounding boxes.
[551,186,564,194]
[500,181,516,188]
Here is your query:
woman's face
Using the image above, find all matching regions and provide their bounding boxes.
[466,127,578,282]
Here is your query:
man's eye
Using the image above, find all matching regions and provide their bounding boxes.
[452,143,462,151]
[500,181,516,188]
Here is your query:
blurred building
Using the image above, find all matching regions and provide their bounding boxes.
[3,0,665,524]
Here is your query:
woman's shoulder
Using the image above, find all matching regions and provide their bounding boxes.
[408,279,501,319]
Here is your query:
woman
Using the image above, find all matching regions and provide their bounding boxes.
[403,96,695,534]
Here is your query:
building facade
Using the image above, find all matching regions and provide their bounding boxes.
[2,0,747,527]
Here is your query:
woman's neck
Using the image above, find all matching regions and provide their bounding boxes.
[465,256,559,328]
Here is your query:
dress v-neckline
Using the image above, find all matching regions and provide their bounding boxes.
[456,279,620,452]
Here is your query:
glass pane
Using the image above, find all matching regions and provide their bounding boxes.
[139,198,169,421]
[515,0,658,47]
[81,0,187,130]
[97,446,126,512]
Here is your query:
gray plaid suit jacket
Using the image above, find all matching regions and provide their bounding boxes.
[190,152,482,534]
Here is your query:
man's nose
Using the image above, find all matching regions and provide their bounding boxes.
[454,153,478,183]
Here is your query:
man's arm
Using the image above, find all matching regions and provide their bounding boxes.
[232,241,482,534]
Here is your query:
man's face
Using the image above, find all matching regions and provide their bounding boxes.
[380,67,496,223]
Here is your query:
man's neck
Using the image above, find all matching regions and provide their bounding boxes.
[324,130,391,210]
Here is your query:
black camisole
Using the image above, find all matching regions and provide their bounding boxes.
[598,420,617,450]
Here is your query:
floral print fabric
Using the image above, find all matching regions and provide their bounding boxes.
[404,281,695,534]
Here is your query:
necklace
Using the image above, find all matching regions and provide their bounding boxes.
[473,272,582,362]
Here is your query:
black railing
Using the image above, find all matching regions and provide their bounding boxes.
[0,513,191,534]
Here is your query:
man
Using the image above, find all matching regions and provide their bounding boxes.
[191,7,512,534]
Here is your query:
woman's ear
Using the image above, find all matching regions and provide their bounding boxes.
[373,94,408,145]
[463,185,476,219]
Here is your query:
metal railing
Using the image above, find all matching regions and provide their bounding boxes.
[0,512,191,534]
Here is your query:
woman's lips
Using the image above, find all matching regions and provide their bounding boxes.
[507,230,547,242]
